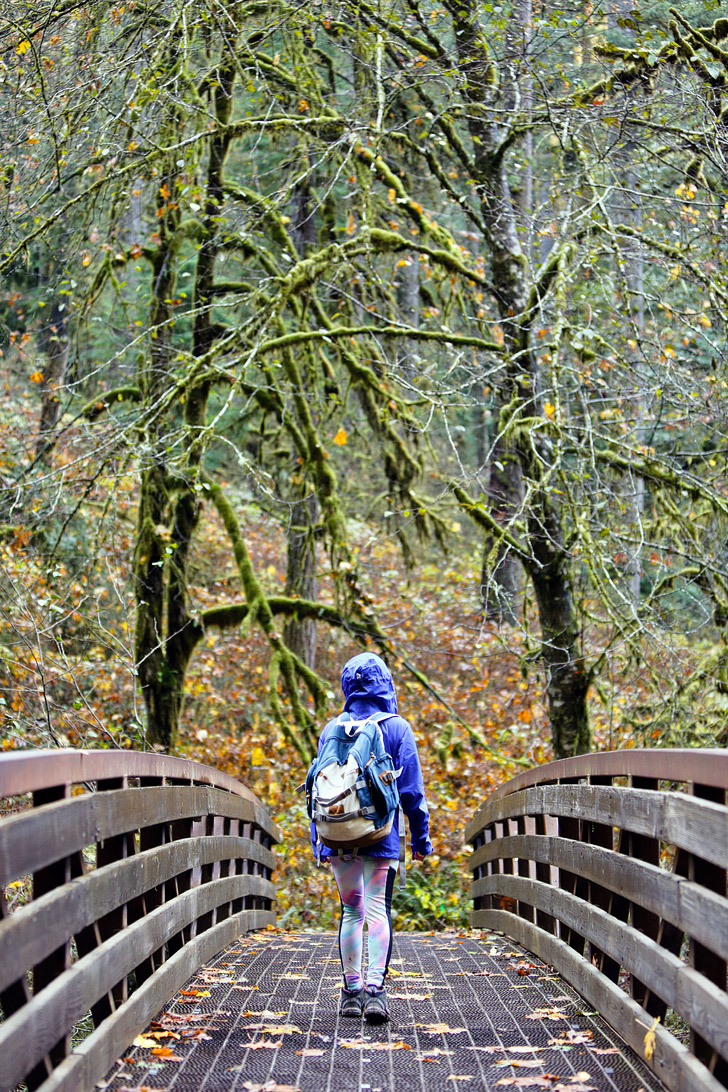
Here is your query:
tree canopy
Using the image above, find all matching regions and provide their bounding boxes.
[2,0,728,776]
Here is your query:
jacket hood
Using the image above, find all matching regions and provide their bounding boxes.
[341,652,398,714]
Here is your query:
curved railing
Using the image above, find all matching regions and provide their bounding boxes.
[0,749,280,1092]
[466,748,728,1092]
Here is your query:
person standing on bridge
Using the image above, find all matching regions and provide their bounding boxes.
[310,652,432,1025]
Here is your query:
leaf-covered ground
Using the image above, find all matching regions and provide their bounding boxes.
[101,927,665,1092]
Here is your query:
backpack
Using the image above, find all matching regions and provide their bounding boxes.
[304,711,402,860]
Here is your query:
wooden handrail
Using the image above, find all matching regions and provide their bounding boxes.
[0,749,281,1092]
[467,748,728,1092]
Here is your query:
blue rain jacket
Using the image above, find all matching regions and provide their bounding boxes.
[311,652,433,860]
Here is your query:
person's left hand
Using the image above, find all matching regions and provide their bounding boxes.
[412,850,427,861]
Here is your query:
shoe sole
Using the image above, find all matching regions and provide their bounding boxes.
[364,1009,389,1025]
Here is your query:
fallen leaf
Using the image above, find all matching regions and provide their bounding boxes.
[418,1023,467,1034]
[588,1047,620,1055]
[180,988,211,997]
[339,1038,411,1051]
[526,1009,568,1021]
[390,993,431,1000]
[150,1047,184,1060]
[549,1030,593,1046]
[495,1079,554,1089]
[241,1039,282,1049]
[243,1010,287,1018]
[241,1083,300,1092]
[296,1048,325,1057]
[447,1077,474,1083]
[132,1035,156,1048]
[242,1024,301,1035]
[516,963,532,976]
[495,1060,545,1069]
[417,1048,454,1057]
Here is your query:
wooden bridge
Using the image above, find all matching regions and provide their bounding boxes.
[0,748,726,1092]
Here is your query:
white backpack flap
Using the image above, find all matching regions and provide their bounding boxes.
[314,751,393,850]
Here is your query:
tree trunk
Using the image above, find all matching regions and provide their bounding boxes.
[284,493,319,669]
[480,433,524,625]
[133,46,238,748]
[35,300,70,461]
[397,251,419,382]
[446,0,591,756]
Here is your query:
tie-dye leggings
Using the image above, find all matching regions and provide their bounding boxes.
[331,856,397,990]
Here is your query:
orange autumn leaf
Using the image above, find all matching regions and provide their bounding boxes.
[150,1046,184,1060]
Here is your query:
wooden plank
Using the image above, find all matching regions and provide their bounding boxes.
[470,833,728,963]
[36,911,274,1092]
[0,749,263,808]
[0,875,274,1091]
[475,873,728,1062]
[0,783,279,886]
[468,784,728,871]
[465,749,728,840]
[470,908,726,1092]
[0,752,282,850]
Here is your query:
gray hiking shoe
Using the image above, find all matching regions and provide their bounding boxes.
[363,987,389,1025]
[339,987,365,1017]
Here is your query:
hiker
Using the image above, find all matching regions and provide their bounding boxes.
[308,651,432,1025]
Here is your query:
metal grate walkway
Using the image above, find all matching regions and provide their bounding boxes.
[101,930,666,1092]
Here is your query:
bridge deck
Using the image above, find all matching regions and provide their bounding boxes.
[101,930,665,1092]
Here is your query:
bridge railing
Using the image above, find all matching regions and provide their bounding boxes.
[0,748,280,1092]
[467,748,728,1092]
